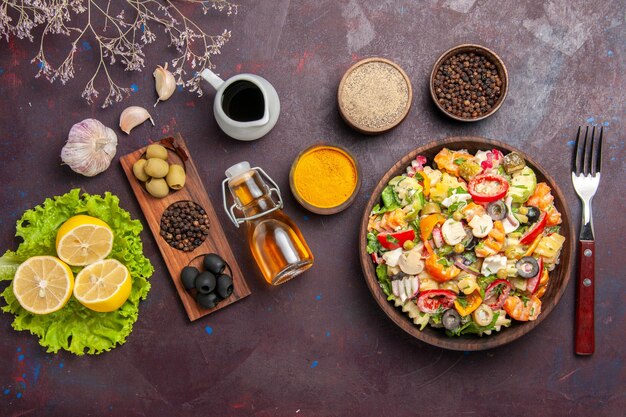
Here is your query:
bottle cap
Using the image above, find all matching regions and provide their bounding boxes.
[225,162,251,179]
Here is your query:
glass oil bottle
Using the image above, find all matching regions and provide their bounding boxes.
[223,162,314,285]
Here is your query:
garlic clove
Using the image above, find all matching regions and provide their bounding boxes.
[61,118,117,177]
[153,63,176,107]
[119,106,155,135]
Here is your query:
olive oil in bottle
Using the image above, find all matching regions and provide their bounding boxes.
[223,162,313,285]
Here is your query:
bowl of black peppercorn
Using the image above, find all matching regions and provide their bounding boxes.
[430,44,508,122]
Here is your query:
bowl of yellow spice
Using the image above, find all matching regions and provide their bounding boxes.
[290,144,361,215]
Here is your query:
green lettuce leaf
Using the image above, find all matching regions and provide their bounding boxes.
[0,189,153,355]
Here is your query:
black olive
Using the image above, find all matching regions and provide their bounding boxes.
[180,266,200,291]
[195,271,216,294]
[487,200,507,220]
[442,309,462,330]
[526,206,540,223]
[196,292,220,309]
[216,274,234,299]
[516,256,539,278]
[203,253,226,275]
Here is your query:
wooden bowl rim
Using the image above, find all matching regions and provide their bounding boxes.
[289,143,362,215]
[338,57,413,134]
[359,136,574,351]
[429,44,509,122]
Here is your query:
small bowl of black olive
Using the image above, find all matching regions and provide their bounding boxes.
[430,44,509,122]
[181,253,234,310]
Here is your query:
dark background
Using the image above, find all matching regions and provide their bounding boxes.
[1,1,624,416]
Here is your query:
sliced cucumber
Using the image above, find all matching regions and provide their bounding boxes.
[507,166,537,203]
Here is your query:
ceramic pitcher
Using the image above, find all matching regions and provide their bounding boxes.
[200,69,280,141]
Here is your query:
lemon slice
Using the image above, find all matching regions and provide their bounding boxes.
[13,256,74,315]
[73,259,131,312]
[56,215,114,266]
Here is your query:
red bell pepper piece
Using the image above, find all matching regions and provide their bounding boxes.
[377,229,415,250]
[417,289,457,313]
[467,174,509,204]
[520,211,547,244]
[483,279,513,310]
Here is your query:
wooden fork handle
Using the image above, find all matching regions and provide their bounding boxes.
[575,240,595,355]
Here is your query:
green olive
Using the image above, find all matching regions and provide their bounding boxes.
[145,177,169,198]
[132,158,150,182]
[166,164,186,190]
[453,243,465,253]
[452,211,463,221]
[144,158,169,178]
[146,144,168,160]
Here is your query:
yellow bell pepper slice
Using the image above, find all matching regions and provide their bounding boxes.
[454,291,483,317]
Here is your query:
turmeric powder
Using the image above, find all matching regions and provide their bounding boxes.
[292,146,358,208]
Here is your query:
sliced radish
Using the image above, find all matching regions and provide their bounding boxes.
[432,226,444,248]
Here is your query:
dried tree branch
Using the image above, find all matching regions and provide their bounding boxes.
[1,0,237,107]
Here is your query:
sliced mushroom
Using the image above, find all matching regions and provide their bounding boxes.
[398,248,425,275]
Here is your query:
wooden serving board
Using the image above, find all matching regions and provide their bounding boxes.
[120,134,250,321]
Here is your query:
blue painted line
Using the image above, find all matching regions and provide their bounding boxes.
[205,326,213,335]
[567,140,575,146]
[177,85,184,92]
[59,362,64,369]
[315,294,322,300]
[586,117,595,123]
[81,41,92,51]
[603,121,609,126]
[310,360,318,368]
[325,331,331,337]
[16,392,22,399]
[130,84,139,92]
[608,50,613,57]
[18,354,24,361]
[3,389,9,395]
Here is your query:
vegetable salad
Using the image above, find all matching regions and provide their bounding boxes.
[367,148,565,336]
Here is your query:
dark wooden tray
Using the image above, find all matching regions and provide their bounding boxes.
[359,136,574,351]
[120,134,251,321]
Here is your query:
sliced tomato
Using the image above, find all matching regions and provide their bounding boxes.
[520,211,547,244]
[417,289,457,313]
[526,257,544,294]
[468,174,509,203]
[377,229,415,250]
[483,279,513,309]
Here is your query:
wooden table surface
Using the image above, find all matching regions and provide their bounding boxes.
[1,1,624,416]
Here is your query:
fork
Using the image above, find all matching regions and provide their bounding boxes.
[572,126,603,356]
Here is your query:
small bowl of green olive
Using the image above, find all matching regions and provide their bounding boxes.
[132,143,187,199]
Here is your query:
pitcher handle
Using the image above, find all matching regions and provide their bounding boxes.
[199,69,224,90]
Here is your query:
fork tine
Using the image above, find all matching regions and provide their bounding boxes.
[595,126,603,175]
[583,126,596,177]
[574,126,582,175]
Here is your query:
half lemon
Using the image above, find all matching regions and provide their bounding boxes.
[56,215,114,266]
[73,259,132,312]
[13,256,74,315]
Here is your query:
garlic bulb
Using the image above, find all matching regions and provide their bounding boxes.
[119,106,154,134]
[153,63,176,106]
[61,119,117,177]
